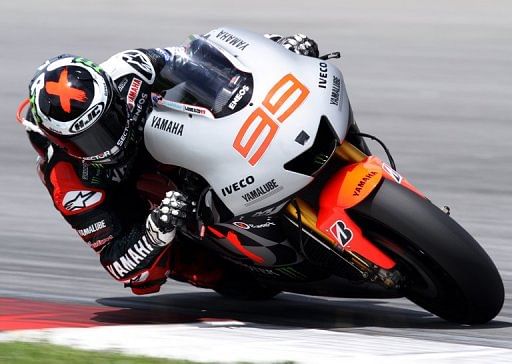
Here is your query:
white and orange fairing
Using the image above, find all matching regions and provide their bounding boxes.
[144,27,350,216]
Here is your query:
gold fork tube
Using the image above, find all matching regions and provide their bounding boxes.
[285,140,367,246]
[335,140,367,163]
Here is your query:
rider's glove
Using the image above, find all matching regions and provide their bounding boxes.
[147,191,194,246]
[277,34,319,58]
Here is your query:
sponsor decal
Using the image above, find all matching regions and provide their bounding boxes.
[117,78,129,92]
[132,92,148,121]
[353,171,379,197]
[242,179,284,206]
[116,126,130,147]
[216,30,250,50]
[69,103,104,133]
[330,75,341,107]
[184,105,206,115]
[233,221,276,230]
[89,235,113,250]
[150,116,184,136]
[318,62,328,89]
[295,130,310,146]
[127,78,142,111]
[62,190,103,211]
[228,85,250,110]
[121,50,153,82]
[233,221,250,229]
[105,236,155,279]
[382,163,403,184]
[77,220,107,237]
[83,150,111,162]
[221,175,255,196]
[329,220,353,247]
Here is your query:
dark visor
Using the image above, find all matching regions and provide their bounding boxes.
[47,96,128,162]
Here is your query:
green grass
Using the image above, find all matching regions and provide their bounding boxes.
[0,341,197,364]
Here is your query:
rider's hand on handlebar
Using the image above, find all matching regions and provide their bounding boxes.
[278,34,319,58]
[150,191,195,234]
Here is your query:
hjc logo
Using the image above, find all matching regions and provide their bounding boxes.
[69,103,104,133]
[233,74,309,166]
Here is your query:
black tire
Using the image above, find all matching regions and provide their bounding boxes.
[350,180,504,324]
[213,265,282,300]
[214,284,281,300]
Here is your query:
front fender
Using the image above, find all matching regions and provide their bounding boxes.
[316,156,424,269]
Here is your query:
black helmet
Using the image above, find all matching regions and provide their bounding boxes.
[29,55,130,164]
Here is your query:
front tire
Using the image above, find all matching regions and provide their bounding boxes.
[350,180,504,324]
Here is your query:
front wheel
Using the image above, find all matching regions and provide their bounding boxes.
[350,180,504,324]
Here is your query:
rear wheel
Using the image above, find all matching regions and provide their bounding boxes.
[350,180,504,324]
[213,264,282,300]
[214,284,281,300]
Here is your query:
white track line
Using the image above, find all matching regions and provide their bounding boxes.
[2,322,511,363]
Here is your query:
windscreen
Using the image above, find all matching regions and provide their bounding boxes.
[163,37,253,118]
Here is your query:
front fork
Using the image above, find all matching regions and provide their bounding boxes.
[285,141,424,287]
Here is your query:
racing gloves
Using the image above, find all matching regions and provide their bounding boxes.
[266,33,320,58]
[148,191,193,241]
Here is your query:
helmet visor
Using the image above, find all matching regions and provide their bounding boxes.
[47,96,129,163]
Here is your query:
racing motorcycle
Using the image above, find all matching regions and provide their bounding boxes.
[17,27,504,324]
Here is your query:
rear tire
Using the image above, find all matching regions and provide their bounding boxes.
[214,284,281,300]
[213,265,281,300]
[350,180,504,324]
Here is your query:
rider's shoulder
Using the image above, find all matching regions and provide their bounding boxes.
[100,49,156,84]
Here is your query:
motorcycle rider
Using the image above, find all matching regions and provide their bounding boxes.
[25,32,319,295]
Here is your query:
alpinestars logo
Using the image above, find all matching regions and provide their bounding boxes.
[121,50,153,82]
[63,190,103,211]
[329,220,353,248]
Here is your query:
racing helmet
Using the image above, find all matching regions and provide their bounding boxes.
[29,55,131,164]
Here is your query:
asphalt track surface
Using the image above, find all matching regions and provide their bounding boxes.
[1,0,511,355]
